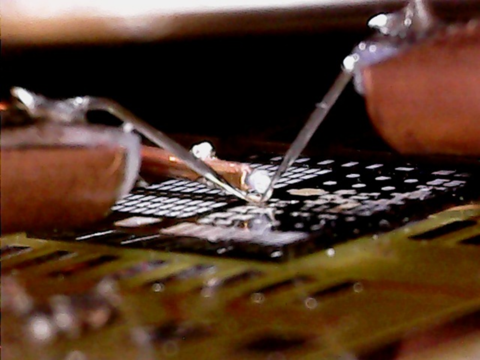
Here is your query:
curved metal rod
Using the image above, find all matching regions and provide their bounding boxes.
[84,97,264,203]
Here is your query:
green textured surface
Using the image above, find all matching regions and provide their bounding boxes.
[2,206,480,359]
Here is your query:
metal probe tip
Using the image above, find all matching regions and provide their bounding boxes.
[259,70,352,202]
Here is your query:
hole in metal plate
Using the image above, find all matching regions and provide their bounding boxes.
[459,234,480,246]
[142,320,213,344]
[0,245,31,260]
[2,250,74,272]
[409,220,478,240]
[249,276,314,298]
[215,270,263,288]
[197,270,263,293]
[242,333,311,353]
[49,255,119,278]
[308,281,360,300]
[146,264,216,292]
[108,259,168,280]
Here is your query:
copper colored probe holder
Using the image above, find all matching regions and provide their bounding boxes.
[1,146,127,234]
[140,145,252,191]
[363,22,480,156]
[1,122,141,235]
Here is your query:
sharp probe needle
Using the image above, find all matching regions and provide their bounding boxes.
[86,97,255,202]
[260,70,352,202]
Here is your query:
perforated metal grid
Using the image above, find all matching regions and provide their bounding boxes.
[111,157,322,218]
[113,191,230,218]
[58,154,480,261]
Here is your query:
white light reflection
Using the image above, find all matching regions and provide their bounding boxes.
[162,340,179,357]
[152,283,165,292]
[7,0,362,18]
[353,282,364,293]
[367,13,389,32]
[342,54,359,73]
[28,315,56,343]
[11,87,37,109]
[191,142,215,160]
[304,297,318,309]
[251,292,265,304]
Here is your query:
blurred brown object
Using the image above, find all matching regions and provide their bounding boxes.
[1,123,141,235]
[363,21,480,156]
[1,147,127,234]
[3,0,480,46]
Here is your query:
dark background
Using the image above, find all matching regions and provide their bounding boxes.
[1,30,380,154]
[3,2,480,159]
